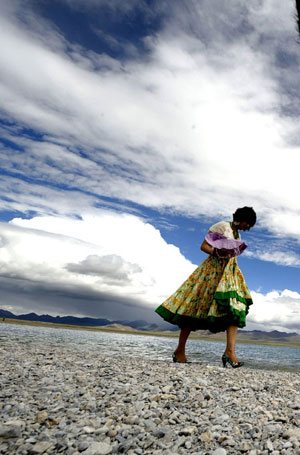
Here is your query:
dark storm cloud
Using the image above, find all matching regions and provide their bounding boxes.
[0,276,160,323]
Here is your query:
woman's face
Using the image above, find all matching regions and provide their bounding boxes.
[238,221,251,231]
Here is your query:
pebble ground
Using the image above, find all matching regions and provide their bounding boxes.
[0,341,300,455]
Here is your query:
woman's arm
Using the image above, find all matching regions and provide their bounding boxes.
[202,234,232,258]
[200,239,215,255]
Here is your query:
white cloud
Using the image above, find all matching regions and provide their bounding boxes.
[246,249,300,267]
[247,289,300,333]
[0,0,300,243]
[0,175,99,217]
[0,211,195,314]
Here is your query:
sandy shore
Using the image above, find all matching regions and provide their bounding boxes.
[0,339,300,455]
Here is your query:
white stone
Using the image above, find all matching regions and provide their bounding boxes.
[265,439,273,451]
[82,426,95,433]
[179,426,197,435]
[199,429,212,443]
[83,442,112,455]
[212,448,227,455]
[185,440,192,449]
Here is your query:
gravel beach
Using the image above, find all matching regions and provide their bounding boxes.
[0,340,300,455]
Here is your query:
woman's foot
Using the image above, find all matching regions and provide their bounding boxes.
[222,352,244,368]
[224,349,238,363]
[172,351,187,363]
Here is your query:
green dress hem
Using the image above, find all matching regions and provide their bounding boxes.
[155,290,253,334]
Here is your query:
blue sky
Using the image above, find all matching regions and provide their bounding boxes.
[1,0,300,333]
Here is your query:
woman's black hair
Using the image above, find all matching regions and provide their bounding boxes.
[296,0,300,38]
[233,207,256,227]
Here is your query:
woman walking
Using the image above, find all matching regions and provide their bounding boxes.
[155,207,256,367]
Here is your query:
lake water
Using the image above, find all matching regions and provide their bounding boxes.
[0,323,299,372]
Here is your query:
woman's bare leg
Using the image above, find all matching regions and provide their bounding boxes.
[225,325,239,362]
[174,326,191,362]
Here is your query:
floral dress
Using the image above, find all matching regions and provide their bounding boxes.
[155,221,253,333]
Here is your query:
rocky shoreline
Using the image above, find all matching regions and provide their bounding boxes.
[0,341,300,455]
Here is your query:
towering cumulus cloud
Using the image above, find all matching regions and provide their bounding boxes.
[0,1,300,332]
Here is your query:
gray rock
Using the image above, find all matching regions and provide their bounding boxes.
[215,414,229,424]
[239,441,253,451]
[31,441,53,454]
[2,331,300,455]
[78,441,89,452]
[284,428,300,439]
[0,424,22,438]
[221,438,236,447]
[35,411,48,424]
[152,429,166,438]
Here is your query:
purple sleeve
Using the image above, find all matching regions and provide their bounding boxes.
[205,232,248,257]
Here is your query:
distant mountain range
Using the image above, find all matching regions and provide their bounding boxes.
[0,309,177,332]
[238,329,299,339]
[1,309,299,343]
[201,328,300,344]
